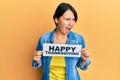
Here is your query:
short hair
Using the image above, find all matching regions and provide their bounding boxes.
[53,2,78,26]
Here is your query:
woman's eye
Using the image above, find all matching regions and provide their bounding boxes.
[65,18,70,20]
[71,19,75,21]
[65,18,75,21]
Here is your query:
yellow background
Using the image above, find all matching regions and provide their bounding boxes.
[0,0,120,80]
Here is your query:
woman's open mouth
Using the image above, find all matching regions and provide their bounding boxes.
[66,27,71,33]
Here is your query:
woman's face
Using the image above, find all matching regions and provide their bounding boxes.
[55,9,76,35]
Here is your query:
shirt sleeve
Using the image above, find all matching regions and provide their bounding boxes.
[77,57,91,70]
[32,37,43,69]
[77,35,91,70]
[32,59,42,69]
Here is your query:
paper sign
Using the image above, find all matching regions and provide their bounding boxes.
[43,43,82,57]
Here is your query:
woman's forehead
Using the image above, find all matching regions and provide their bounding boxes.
[62,10,75,18]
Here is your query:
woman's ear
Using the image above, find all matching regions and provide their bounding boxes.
[54,18,58,24]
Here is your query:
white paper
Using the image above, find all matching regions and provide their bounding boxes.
[43,43,82,57]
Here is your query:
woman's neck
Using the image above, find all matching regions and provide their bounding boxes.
[54,31,68,44]
[55,29,68,38]
[55,32,67,38]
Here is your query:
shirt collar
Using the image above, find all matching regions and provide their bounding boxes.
[49,28,76,43]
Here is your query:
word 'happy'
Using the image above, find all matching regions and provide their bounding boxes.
[49,46,76,52]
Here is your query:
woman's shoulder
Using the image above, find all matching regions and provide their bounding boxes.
[41,32,51,37]
[39,32,51,39]
[39,30,54,42]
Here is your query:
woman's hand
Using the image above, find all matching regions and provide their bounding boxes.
[80,48,90,66]
[33,51,43,64]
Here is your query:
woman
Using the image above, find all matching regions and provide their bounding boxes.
[32,2,91,80]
